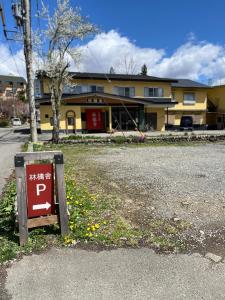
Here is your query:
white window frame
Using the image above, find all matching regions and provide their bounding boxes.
[82,85,104,93]
[63,84,104,94]
[171,91,176,100]
[144,87,164,97]
[114,86,135,97]
[34,79,42,97]
[183,92,196,104]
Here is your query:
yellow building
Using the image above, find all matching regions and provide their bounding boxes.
[167,79,208,129]
[36,72,178,133]
[207,85,225,129]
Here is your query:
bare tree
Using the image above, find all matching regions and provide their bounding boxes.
[117,55,138,74]
[38,0,97,142]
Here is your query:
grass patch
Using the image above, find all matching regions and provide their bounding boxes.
[41,143,191,251]
[0,142,192,264]
[64,135,103,140]
[0,178,60,264]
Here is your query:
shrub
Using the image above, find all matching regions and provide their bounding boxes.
[0,119,9,127]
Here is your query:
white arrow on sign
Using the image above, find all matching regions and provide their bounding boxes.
[32,202,51,211]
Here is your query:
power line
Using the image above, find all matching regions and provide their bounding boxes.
[0,1,24,77]
[6,39,23,77]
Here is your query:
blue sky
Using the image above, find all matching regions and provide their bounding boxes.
[71,0,225,53]
[0,0,225,84]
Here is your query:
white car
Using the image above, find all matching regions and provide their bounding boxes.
[11,118,22,126]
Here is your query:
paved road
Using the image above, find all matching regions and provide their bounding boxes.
[5,248,225,300]
[0,126,29,195]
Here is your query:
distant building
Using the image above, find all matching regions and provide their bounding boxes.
[0,75,28,119]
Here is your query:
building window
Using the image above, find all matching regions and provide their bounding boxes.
[67,117,74,126]
[81,112,86,121]
[63,84,104,94]
[172,91,176,100]
[63,85,82,94]
[113,87,135,97]
[90,85,104,93]
[183,92,196,104]
[5,90,13,97]
[144,87,164,97]
[34,79,42,97]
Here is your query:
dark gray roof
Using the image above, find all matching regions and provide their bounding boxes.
[0,75,26,84]
[70,72,177,83]
[171,79,208,88]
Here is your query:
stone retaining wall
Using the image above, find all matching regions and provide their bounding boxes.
[45,134,225,145]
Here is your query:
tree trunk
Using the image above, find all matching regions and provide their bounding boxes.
[50,86,61,143]
[24,0,38,142]
[51,91,58,143]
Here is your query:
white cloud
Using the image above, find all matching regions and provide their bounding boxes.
[77,30,225,85]
[2,29,225,85]
[0,44,26,78]
[78,30,165,74]
[151,42,225,81]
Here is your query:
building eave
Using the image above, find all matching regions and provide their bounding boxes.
[36,92,177,107]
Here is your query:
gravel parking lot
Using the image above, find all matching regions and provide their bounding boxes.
[91,144,225,229]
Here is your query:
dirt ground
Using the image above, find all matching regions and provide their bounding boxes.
[80,143,225,254]
[89,144,225,227]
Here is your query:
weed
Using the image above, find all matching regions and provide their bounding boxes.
[0,142,192,264]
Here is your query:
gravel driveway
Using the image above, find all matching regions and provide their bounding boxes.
[91,144,225,228]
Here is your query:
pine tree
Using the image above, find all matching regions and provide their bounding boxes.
[141,64,148,76]
[109,66,115,74]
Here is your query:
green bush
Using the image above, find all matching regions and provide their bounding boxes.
[0,119,9,127]
[111,136,127,144]
[64,135,102,140]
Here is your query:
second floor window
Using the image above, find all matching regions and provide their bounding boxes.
[34,79,42,97]
[89,85,104,93]
[144,87,164,97]
[113,87,135,97]
[172,92,176,100]
[63,84,104,94]
[183,92,196,104]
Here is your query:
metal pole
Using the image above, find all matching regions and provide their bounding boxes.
[166,107,169,131]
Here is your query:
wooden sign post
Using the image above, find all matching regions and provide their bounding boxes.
[15,151,69,246]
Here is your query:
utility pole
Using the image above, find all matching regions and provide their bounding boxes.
[10,0,38,142]
[23,0,38,142]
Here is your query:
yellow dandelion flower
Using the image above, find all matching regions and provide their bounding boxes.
[95,224,100,229]
[87,227,91,231]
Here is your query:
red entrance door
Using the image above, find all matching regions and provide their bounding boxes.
[86,109,103,130]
